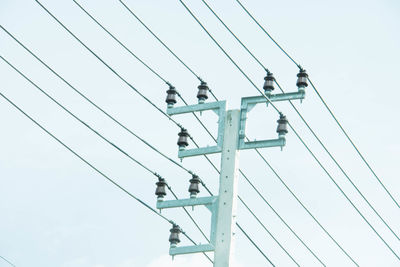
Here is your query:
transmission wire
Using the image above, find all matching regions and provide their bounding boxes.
[236,223,275,266]
[177,0,400,263]
[70,1,217,145]
[0,25,196,180]
[234,0,300,68]
[200,0,268,72]
[0,255,15,267]
[235,0,400,210]
[0,91,213,264]
[176,0,362,264]
[0,55,211,247]
[308,78,400,210]
[0,92,173,225]
[195,0,400,242]
[238,196,300,266]
[34,0,183,130]
[117,0,219,102]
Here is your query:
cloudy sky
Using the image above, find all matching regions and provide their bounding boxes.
[1,0,399,266]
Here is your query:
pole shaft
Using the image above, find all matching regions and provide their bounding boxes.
[214,110,240,267]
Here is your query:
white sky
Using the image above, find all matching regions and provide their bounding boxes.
[1,0,400,266]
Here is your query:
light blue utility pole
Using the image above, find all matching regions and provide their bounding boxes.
[157,76,306,266]
[213,109,240,266]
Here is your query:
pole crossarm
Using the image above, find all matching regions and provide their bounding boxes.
[167,101,226,158]
[157,196,218,210]
[239,90,304,151]
[157,196,219,255]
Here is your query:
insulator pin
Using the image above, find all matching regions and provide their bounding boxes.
[169,224,181,248]
[155,178,167,201]
[177,128,189,150]
[197,81,209,104]
[263,72,275,93]
[166,85,177,108]
[188,174,201,198]
[277,113,288,136]
[296,69,308,89]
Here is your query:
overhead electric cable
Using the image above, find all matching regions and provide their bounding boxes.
[200,0,268,72]
[236,223,275,266]
[0,55,211,246]
[234,0,300,67]
[33,0,184,131]
[70,1,217,143]
[117,0,220,101]
[309,77,400,210]
[74,0,168,85]
[177,0,400,263]
[0,91,213,264]
[0,255,15,267]
[235,0,400,210]
[240,167,326,266]
[197,0,400,242]
[0,25,194,179]
[0,92,167,225]
[289,123,400,261]
[118,0,201,82]
[238,196,300,266]
[176,0,359,264]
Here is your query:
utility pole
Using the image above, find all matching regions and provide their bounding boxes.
[213,109,240,266]
[156,71,307,266]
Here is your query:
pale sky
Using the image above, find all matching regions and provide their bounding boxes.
[1,0,400,266]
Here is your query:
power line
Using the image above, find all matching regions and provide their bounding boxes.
[117,0,219,102]
[240,168,326,266]
[69,1,217,145]
[34,0,220,196]
[0,255,16,267]
[234,0,300,68]
[176,0,281,114]
[236,223,275,266]
[176,0,359,265]
[308,78,400,210]
[72,0,169,85]
[177,0,400,263]
[117,0,201,82]
[200,0,268,72]
[33,0,184,131]
[238,196,300,266]
[0,90,213,264]
[0,91,172,226]
[0,55,211,249]
[196,0,400,242]
[277,81,400,241]
[235,0,400,210]
[289,123,400,260]
[2,24,217,198]
[0,25,195,181]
